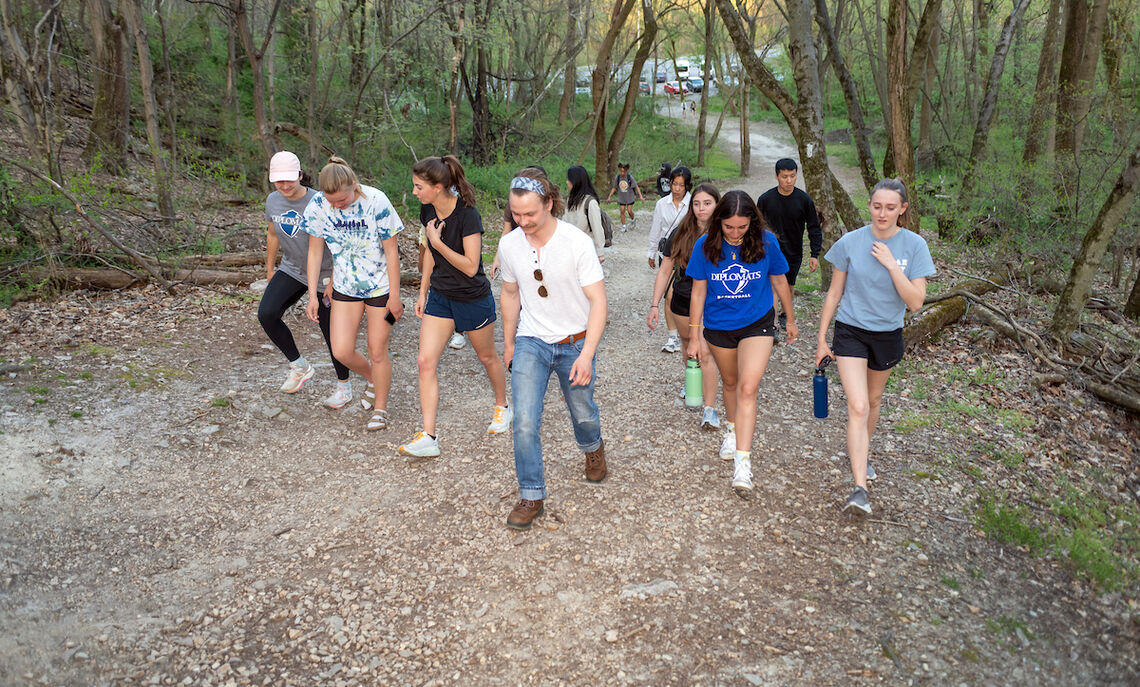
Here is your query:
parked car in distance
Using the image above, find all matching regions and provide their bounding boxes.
[638,80,650,94]
[686,77,704,93]
[656,70,667,83]
[663,80,691,95]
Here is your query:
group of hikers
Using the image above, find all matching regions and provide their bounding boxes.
[259,149,934,528]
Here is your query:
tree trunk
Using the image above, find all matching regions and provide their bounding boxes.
[886,0,916,230]
[558,0,583,125]
[957,0,1032,202]
[716,0,841,288]
[83,0,129,174]
[445,0,466,153]
[1049,142,1140,340]
[814,0,876,192]
[155,0,178,173]
[1124,264,1140,319]
[306,0,321,168]
[231,0,283,161]
[122,0,175,225]
[1022,0,1064,164]
[696,0,713,167]
[598,0,655,189]
[589,0,638,189]
[0,0,57,176]
[916,22,938,168]
[1101,4,1131,148]
[903,267,1011,348]
[739,77,750,176]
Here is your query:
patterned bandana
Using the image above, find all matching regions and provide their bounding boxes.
[510,176,546,196]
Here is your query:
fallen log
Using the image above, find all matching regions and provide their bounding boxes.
[27,267,422,292]
[903,265,1012,348]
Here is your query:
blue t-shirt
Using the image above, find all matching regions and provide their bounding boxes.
[825,225,936,331]
[685,231,789,330]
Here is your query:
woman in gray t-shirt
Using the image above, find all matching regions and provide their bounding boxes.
[259,151,350,408]
[816,179,936,516]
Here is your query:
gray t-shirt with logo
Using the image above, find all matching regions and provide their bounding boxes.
[825,225,936,331]
[265,188,332,286]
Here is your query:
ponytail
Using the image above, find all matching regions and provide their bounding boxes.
[412,155,477,207]
[319,156,360,195]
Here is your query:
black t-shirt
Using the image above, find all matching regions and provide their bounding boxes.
[420,202,491,302]
[756,187,823,260]
[656,173,671,197]
[663,231,693,304]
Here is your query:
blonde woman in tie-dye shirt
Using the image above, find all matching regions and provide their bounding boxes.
[302,156,404,431]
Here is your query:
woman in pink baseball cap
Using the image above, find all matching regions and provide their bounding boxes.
[259,150,352,408]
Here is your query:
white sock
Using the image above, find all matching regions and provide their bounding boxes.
[338,379,351,392]
[291,355,308,369]
[667,329,678,339]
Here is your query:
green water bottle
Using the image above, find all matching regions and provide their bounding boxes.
[685,358,703,407]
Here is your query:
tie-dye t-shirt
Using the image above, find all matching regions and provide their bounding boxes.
[301,185,404,298]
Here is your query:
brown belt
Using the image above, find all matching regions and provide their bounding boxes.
[554,331,587,345]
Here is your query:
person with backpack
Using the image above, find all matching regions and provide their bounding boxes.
[647,165,692,353]
[655,162,673,197]
[563,166,607,268]
[605,162,645,232]
[648,182,723,430]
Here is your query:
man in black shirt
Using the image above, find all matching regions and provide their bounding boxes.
[756,158,822,328]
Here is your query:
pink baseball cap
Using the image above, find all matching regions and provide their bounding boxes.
[269,151,301,182]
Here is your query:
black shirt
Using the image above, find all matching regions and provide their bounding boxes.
[420,202,491,302]
[756,187,823,260]
[662,231,693,304]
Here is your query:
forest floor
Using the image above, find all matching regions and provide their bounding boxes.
[1,112,1138,686]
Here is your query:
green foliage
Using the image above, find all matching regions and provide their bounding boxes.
[975,491,1045,551]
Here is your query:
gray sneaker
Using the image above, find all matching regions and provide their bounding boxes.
[701,406,720,430]
[844,487,872,515]
[866,463,877,481]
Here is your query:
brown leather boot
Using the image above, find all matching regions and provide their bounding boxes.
[506,499,544,530]
[585,441,607,482]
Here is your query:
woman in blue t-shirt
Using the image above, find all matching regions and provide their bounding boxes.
[398,155,511,459]
[686,190,798,499]
[815,179,936,516]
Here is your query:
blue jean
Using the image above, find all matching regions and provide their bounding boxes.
[511,335,603,500]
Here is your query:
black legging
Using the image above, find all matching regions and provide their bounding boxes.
[257,271,350,381]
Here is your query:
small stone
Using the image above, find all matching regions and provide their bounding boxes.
[200,424,221,435]
[604,630,619,642]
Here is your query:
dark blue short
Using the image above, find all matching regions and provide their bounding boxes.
[425,289,497,333]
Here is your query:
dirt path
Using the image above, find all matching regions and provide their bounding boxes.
[1,120,1137,684]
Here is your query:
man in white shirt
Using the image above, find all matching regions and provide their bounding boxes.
[499,173,608,530]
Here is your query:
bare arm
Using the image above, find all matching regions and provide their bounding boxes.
[415,248,436,318]
[500,279,520,370]
[569,279,608,386]
[425,218,482,277]
[382,235,404,320]
[770,275,798,344]
[816,268,847,365]
[647,256,675,330]
[304,234,326,322]
[871,241,927,311]
[685,279,707,360]
[265,222,279,280]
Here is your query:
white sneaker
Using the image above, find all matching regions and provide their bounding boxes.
[701,406,720,430]
[323,386,352,409]
[661,334,680,353]
[487,405,513,434]
[280,363,314,393]
[719,430,736,461]
[732,455,753,497]
[448,333,467,350]
[866,463,877,481]
[398,431,440,458]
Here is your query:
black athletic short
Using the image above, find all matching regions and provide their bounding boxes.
[669,288,691,318]
[331,290,390,309]
[703,308,776,349]
[832,320,904,371]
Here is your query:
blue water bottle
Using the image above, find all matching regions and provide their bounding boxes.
[813,356,831,419]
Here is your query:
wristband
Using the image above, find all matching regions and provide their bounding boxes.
[689,323,700,327]
[650,305,658,309]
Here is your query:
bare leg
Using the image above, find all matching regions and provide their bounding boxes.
[415,314,453,435]
[731,336,775,453]
[329,300,371,383]
[466,322,508,407]
[708,344,738,425]
[364,305,394,409]
[837,356,893,488]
